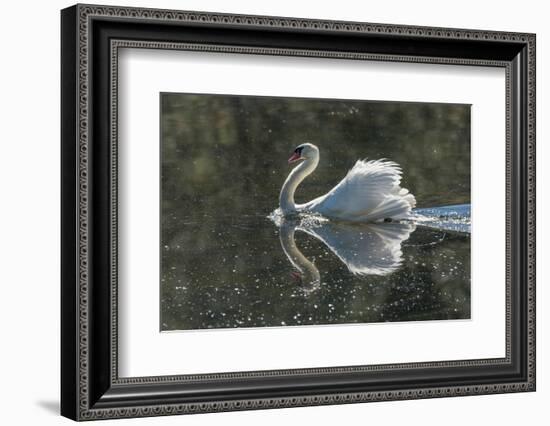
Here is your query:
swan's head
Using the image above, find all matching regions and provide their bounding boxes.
[288,143,319,164]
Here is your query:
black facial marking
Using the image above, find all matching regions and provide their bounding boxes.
[294,147,303,154]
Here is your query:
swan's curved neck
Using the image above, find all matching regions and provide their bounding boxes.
[279,156,319,214]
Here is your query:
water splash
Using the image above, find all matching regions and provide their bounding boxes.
[269,204,471,234]
[411,204,471,234]
[268,208,329,228]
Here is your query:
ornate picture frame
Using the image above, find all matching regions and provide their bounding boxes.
[61,3,535,421]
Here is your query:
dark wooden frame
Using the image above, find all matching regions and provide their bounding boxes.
[61,3,536,421]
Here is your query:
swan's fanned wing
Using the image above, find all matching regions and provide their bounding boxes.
[305,160,416,222]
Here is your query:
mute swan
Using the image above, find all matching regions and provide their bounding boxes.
[280,143,416,222]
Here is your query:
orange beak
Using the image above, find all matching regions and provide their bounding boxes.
[288,152,303,163]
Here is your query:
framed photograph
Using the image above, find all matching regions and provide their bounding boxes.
[61,4,536,421]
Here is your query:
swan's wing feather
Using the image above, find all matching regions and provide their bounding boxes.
[307,160,415,221]
[300,222,415,276]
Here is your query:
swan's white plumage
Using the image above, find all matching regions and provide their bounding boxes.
[302,159,416,222]
[280,144,416,222]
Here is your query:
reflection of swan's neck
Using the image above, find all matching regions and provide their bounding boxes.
[279,224,320,288]
[279,156,319,214]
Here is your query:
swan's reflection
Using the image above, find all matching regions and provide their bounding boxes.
[279,222,322,292]
[276,216,416,293]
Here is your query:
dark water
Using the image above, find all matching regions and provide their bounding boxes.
[160,93,471,331]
